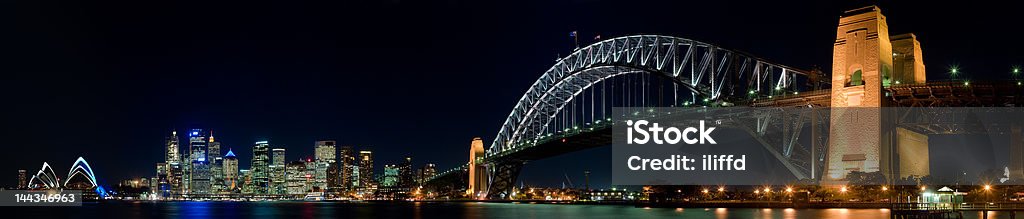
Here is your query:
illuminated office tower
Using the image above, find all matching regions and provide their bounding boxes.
[419,163,436,186]
[327,162,340,195]
[223,149,239,192]
[270,148,287,194]
[314,141,336,192]
[286,160,307,195]
[208,133,223,193]
[304,158,316,192]
[358,150,375,191]
[351,165,360,188]
[188,129,211,194]
[17,169,27,189]
[339,145,355,192]
[250,141,270,194]
[382,164,399,187]
[239,169,252,194]
[156,163,169,198]
[164,131,183,195]
[399,156,414,189]
[166,131,181,164]
[168,163,183,196]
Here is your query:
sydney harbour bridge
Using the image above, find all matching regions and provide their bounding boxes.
[424,6,1024,200]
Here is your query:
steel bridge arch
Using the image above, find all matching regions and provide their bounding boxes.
[487,35,809,157]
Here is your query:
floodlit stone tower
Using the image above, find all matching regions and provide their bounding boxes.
[467,137,488,198]
[825,6,893,183]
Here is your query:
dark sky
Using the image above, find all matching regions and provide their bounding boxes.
[3,0,1023,188]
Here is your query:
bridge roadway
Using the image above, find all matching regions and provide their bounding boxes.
[751,81,1024,107]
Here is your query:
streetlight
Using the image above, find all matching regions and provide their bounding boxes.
[921,186,926,191]
[718,187,725,192]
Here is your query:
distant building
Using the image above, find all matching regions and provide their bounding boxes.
[399,156,414,189]
[165,131,183,196]
[155,163,169,197]
[285,160,308,195]
[208,133,223,193]
[419,163,436,186]
[188,129,211,194]
[382,164,399,187]
[223,149,239,192]
[270,148,287,194]
[358,150,375,194]
[17,169,27,189]
[239,169,252,194]
[250,141,270,194]
[314,141,336,193]
[339,145,355,192]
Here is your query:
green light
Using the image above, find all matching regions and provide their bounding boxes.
[749,90,756,94]
[774,86,781,90]
[768,95,773,98]
[703,98,709,102]
[1015,68,1020,74]
[895,80,901,84]
[1018,81,1022,86]
[964,81,970,86]
[793,91,799,95]
[951,68,958,74]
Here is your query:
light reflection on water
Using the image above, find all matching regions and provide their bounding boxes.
[9,202,1020,219]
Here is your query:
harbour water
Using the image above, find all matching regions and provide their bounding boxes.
[10,201,1023,219]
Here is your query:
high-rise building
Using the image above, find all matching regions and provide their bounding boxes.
[168,163,184,196]
[223,149,239,192]
[339,145,355,192]
[188,129,211,194]
[17,169,27,189]
[399,156,414,189]
[419,163,436,186]
[208,132,223,193]
[270,148,287,194]
[156,163,169,198]
[165,131,181,165]
[327,162,341,195]
[285,160,308,195]
[304,158,316,192]
[358,150,375,192]
[382,164,399,187]
[250,141,270,194]
[239,169,252,194]
[314,141,336,192]
[164,131,183,196]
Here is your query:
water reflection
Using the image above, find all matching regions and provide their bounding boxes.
[16,202,1024,219]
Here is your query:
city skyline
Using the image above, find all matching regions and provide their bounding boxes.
[4,0,1024,191]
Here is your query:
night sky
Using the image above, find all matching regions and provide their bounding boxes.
[3,0,1024,188]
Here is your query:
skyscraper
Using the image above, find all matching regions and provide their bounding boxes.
[250,141,270,194]
[156,163,169,198]
[208,132,223,193]
[420,163,436,187]
[223,149,239,192]
[382,164,399,187]
[285,160,307,195]
[314,141,336,192]
[339,145,355,192]
[188,129,211,194]
[399,156,414,189]
[270,148,287,194]
[165,131,183,196]
[165,131,181,163]
[358,150,374,193]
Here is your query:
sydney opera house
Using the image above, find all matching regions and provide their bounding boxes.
[27,157,106,198]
